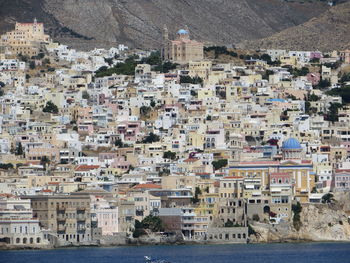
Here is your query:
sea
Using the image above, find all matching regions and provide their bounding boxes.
[1,242,350,263]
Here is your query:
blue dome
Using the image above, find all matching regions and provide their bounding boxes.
[282,138,302,150]
[177,29,188,34]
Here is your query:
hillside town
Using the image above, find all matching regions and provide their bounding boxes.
[1,20,350,248]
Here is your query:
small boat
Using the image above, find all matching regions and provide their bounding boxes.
[144,256,171,263]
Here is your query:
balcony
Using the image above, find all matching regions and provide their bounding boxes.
[57,217,66,223]
[182,225,195,231]
[77,207,86,213]
[182,219,196,224]
[77,225,86,233]
[58,225,66,232]
[57,206,66,212]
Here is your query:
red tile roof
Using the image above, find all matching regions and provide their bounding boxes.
[270,172,291,176]
[239,161,279,165]
[133,184,162,189]
[184,158,199,163]
[223,176,244,179]
[75,165,100,171]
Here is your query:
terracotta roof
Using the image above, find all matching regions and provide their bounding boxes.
[133,184,161,189]
[75,165,100,171]
[223,176,244,179]
[335,169,350,173]
[270,172,291,176]
[184,158,199,163]
[301,160,312,164]
[238,161,279,165]
[0,193,15,198]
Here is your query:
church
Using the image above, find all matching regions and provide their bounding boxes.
[161,25,204,64]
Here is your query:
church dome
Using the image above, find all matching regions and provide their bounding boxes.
[282,138,302,150]
[177,29,188,35]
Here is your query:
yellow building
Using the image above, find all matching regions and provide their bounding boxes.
[229,159,314,203]
[189,60,212,80]
[162,26,203,64]
[0,19,51,56]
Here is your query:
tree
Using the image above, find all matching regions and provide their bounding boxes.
[40,156,50,170]
[133,220,147,238]
[0,81,5,88]
[141,215,164,232]
[0,163,14,170]
[140,106,152,118]
[150,100,156,108]
[212,159,228,170]
[163,151,177,160]
[314,78,330,89]
[43,101,59,114]
[224,219,234,227]
[141,51,162,65]
[104,57,113,66]
[42,58,50,66]
[325,103,342,123]
[82,91,90,100]
[190,90,198,97]
[322,193,335,204]
[142,132,160,144]
[340,73,350,84]
[260,54,272,64]
[292,202,302,231]
[37,52,45,59]
[262,70,274,80]
[252,214,260,221]
[15,142,23,156]
[155,61,178,73]
[180,75,203,85]
[192,186,202,204]
[95,56,138,77]
[114,138,124,148]
[204,46,237,58]
[29,61,36,70]
[307,93,321,102]
[326,86,350,104]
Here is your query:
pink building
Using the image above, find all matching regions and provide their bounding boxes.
[332,170,350,192]
[307,73,321,86]
[91,196,118,236]
[117,121,142,142]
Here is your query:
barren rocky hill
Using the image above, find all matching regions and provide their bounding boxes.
[0,0,331,50]
[241,1,350,51]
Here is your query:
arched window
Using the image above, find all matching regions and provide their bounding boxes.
[36,237,41,243]
[16,238,20,244]
[30,238,34,244]
[23,238,27,244]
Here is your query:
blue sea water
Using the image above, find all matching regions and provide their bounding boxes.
[1,242,350,263]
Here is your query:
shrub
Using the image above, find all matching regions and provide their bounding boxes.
[43,101,59,114]
[252,214,260,221]
[212,159,228,170]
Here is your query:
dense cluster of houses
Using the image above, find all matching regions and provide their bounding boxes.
[0,20,350,247]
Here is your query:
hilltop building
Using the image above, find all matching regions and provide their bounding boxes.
[0,19,51,56]
[161,26,203,64]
